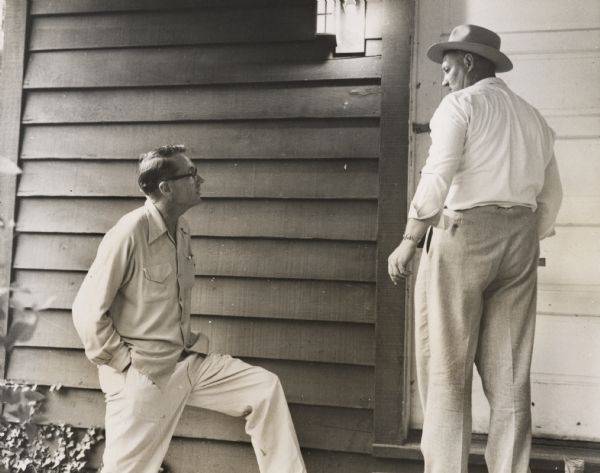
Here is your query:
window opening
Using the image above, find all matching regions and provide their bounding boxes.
[317,0,367,55]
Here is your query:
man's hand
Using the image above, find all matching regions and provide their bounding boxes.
[388,240,418,285]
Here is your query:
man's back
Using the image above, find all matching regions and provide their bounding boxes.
[429,77,556,211]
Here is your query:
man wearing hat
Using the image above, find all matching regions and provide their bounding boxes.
[388,25,562,472]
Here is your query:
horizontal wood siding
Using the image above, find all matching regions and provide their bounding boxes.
[7,1,386,468]
[17,159,378,198]
[21,120,380,160]
[29,4,317,50]
[24,38,380,88]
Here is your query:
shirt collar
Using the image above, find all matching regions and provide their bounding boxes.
[475,77,505,88]
[144,199,169,244]
[144,199,189,244]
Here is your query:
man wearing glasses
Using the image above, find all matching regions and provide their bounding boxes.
[72,145,306,473]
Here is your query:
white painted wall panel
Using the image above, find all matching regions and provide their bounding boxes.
[446,0,600,32]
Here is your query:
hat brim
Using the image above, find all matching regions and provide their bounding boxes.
[427,41,513,73]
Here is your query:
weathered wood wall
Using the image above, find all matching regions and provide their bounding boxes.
[4,0,401,471]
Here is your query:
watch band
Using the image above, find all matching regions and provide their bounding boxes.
[402,233,419,243]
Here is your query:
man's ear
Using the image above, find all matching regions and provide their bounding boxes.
[463,53,475,71]
[157,180,171,198]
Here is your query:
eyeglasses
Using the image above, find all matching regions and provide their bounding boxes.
[165,167,198,181]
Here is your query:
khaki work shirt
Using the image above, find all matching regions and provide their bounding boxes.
[72,199,209,387]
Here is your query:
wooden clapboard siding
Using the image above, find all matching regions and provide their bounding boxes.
[161,439,409,473]
[16,197,378,240]
[36,387,373,454]
[78,436,412,473]
[18,159,378,199]
[14,310,374,366]
[14,270,376,324]
[23,84,381,124]
[30,0,316,16]
[30,5,317,51]
[9,348,374,409]
[14,234,376,281]
[4,0,394,467]
[554,139,600,226]
[21,120,380,160]
[25,40,382,88]
[538,284,600,317]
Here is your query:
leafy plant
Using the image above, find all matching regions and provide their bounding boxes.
[1,157,103,472]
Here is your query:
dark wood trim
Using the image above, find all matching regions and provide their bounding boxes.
[29,6,317,51]
[0,0,29,378]
[373,0,414,446]
[30,0,315,16]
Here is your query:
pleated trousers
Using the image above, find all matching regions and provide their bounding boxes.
[98,353,306,473]
[415,205,539,473]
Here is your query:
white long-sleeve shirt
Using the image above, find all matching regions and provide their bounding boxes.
[409,77,562,238]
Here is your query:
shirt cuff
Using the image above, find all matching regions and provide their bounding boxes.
[105,344,131,372]
[408,201,443,221]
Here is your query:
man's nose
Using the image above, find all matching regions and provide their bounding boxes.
[442,78,449,87]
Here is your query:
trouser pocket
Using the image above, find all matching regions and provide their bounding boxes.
[98,365,128,400]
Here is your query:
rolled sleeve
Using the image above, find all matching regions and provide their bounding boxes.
[536,153,563,239]
[72,228,134,368]
[409,94,469,220]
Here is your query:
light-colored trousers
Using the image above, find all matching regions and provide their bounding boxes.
[415,206,539,473]
[98,353,306,473]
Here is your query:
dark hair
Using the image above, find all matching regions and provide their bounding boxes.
[138,144,186,194]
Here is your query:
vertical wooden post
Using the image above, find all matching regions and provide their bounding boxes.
[373,0,414,447]
[0,0,29,377]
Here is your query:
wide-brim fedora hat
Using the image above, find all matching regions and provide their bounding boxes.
[427,24,513,72]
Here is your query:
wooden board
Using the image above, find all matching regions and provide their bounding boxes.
[22,84,381,124]
[13,234,377,282]
[506,53,600,115]
[25,45,380,88]
[38,387,373,453]
[373,0,413,446]
[163,439,408,473]
[0,0,28,377]
[14,310,375,366]
[540,227,600,287]
[29,6,317,50]
[531,313,600,379]
[81,435,408,473]
[8,348,374,409]
[538,284,600,318]
[410,352,600,442]
[21,119,381,160]
[30,0,316,15]
[14,270,376,323]
[18,159,379,199]
[445,0,600,32]
[16,197,378,241]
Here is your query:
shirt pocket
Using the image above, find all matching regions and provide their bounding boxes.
[142,262,173,301]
